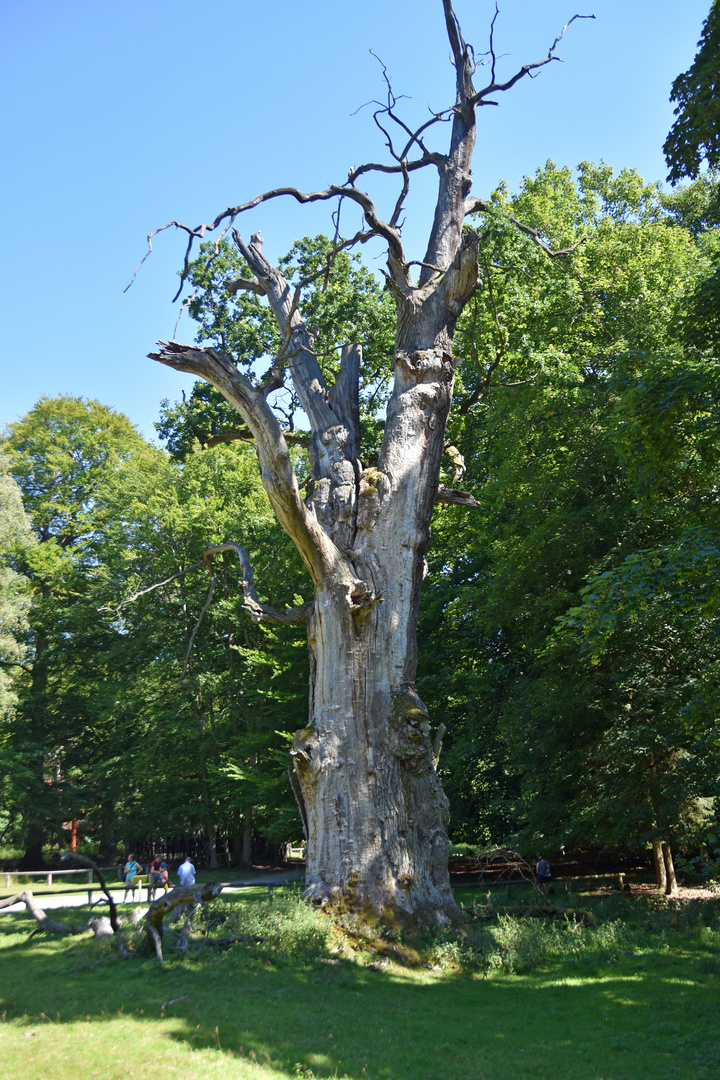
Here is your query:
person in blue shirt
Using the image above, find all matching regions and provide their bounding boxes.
[177,855,196,887]
[123,854,143,903]
[535,854,552,893]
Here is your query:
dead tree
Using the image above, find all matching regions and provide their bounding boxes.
[142,0,591,925]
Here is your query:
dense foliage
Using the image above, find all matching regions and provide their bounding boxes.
[2,161,719,870]
[420,162,720,854]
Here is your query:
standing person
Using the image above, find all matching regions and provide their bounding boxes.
[535,854,552,894]
[123,853,143,903]
[177,855,196,887]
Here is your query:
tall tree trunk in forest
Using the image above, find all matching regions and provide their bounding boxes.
[662,841,679,896]
[240,805,253,869]
[149,1,585,922]
[652,838,668,891]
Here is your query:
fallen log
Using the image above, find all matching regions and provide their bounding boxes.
[0,889,78,934]
[145,883,223,964]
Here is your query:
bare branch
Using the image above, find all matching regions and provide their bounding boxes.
[464,197,585,258]
[130,183,408,303]
[348,152,445,186]
[470,13,596,106]
[203,542,312,625]
[60,851,120,933]
[435,485,479,507]
[225,278,268,296]
[145,882,223,965]
[0,890,78,935]
[100,562,206,614]
[204,430,308,449]
[179,574,216,681]
[103,540,312,642]
[149,341,325,565]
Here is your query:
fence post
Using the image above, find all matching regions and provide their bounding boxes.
[46,873,52,887]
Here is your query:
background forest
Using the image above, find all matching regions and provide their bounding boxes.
[2,157,720,872]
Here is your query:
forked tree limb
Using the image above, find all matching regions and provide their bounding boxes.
[127,2,593,305]
[470,12,596,106]
[148,341,344,587]
[203,542,312,625]
[129,182,409,304]
[145,883,223,965]
[104,540,312,677]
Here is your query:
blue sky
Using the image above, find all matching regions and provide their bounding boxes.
[0,0,710,441]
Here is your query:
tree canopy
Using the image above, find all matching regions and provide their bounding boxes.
[664,1,720,184]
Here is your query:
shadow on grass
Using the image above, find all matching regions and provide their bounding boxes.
[1,899,719,1080]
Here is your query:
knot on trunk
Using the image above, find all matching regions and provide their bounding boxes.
[357,467,390,530]
[390,686,432,770]
[291,726,320,783]
[396,349,453,381]
[346,579,383,626]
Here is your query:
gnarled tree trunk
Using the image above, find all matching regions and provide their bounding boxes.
[148,0,583,923]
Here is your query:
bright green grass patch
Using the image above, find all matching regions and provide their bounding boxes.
[1,889,719,1080]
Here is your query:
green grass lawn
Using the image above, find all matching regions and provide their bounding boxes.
[1,885,718,1080]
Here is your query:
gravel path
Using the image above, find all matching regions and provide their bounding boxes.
[0,869,305,916]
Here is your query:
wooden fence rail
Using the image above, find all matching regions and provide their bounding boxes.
[3,867,120,888]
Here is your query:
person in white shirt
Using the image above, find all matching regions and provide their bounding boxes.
[177,855,196,887]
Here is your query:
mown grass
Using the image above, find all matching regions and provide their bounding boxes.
[1,884,718,1080]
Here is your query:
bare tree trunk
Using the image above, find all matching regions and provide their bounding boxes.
[652,838,667,892]
[241,805,253,869]
[297,582,454,920]
[204,816,219,870]
[662,841,679,896]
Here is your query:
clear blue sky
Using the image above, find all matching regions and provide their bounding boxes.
[0,0,709,441]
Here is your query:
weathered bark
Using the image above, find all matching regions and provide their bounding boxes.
[147,1,585,924]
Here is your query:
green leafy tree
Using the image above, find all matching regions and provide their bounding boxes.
[417,161,720,853]
[0,454,35,846]
[2,397,147,863]
[100,440,309,865]
[664,2,720,184]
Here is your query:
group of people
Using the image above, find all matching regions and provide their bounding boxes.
[122,853,196,903]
